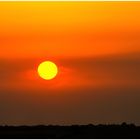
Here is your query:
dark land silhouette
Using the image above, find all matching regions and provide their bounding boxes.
[0,123,140,138]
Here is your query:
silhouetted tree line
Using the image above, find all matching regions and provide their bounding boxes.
[0,122,140,138]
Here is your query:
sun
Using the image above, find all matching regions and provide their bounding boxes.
[37,61,58,80]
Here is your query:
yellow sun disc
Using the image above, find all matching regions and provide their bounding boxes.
[38,61,58,80]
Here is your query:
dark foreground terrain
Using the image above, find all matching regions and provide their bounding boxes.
[0,123,140,138]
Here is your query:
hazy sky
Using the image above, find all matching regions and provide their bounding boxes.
[0,2,140,125]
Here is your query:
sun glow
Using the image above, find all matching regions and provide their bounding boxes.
[38,61,58,80]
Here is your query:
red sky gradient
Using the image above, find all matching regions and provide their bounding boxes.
[0,2,140,125]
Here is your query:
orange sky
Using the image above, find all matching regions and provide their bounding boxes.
[0,2,140,59]
[0,2,140,125]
